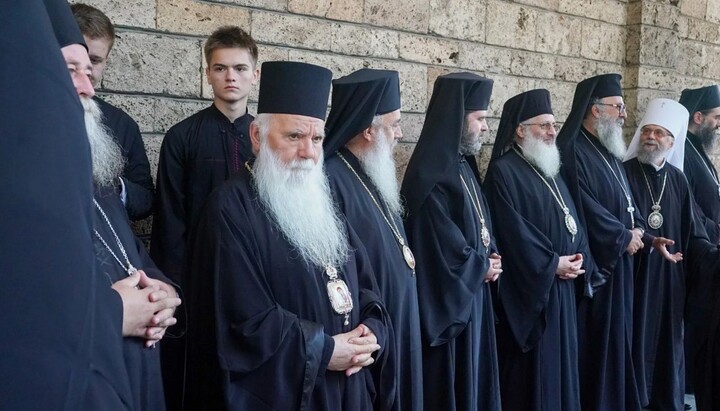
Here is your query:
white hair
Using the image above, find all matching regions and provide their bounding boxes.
[356,121,404,216]
[252,121,349,268]
[81,97,125,187]
[520,125,561,178]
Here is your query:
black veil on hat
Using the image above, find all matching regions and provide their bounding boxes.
[679,85,720,117]
[400,72,493,216]
[490,89,553,163]
[257,61,332,120]
[323,69,401,158]
[44,0,86,48]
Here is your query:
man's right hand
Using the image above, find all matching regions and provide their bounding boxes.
[626,228,644,255]
[328,324,381,376]
[556,253,585,280]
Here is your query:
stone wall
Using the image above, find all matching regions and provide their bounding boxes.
[70,0,720,235]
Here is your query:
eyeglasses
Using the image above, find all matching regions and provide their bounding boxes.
[521,121,557,131]
[596,102,627,114]
[640,126,673,139]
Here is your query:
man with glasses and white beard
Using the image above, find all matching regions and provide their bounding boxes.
[558,74,678,411]
[484,89,600,411]
[622,98,719,411]
[324,69,422,411]
[182,61,389,411]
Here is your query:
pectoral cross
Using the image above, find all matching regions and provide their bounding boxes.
[626,196,635,227]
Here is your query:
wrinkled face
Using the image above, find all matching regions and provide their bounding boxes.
[372,109,403,147]
[62,44,95,98]
[595,95,627,126]
[251,114,325,166]
[517,113,557,145]
[83,36,112,87]
[205,48,259,105]
[639,124,674,157]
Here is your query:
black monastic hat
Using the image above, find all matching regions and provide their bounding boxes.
[257,61,332,120]
[401,72,494,215]
[679,85,720,116]
[323,69,401,157]
[490,89,553,162]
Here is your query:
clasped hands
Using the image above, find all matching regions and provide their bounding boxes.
[112,270,182,347]
[328,324,381,377]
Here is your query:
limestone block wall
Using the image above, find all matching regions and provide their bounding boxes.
[70,0,720,235]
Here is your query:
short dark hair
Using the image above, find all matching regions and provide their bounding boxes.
[204,26,258,66]
[71,3,115,50]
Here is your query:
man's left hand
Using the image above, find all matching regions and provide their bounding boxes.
[652,237,683,263]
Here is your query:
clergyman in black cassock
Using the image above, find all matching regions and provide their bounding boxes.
[485,89,598,411]
[680,85,720,244]
[0,2,128,409]
[324,68,421,410]
[557,73,650,411]
[151,26,260,284]
[622,98,714,411]
[679,85,720,400]
[401,72,502,411]
[183,61,389,410]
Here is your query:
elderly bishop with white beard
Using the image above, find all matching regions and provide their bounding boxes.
[323,69,421,411]
[484,89,600,411]
[622,99,720,411]
[182,61,389,411]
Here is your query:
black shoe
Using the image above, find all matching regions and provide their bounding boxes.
[685,403,692,410]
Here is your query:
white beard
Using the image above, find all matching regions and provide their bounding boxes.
[636,141,669,167]
[596,113,627,160]
[80,97,125,187]
[253,139,349,268]
[521,130,561,178]
[356,129,403,216]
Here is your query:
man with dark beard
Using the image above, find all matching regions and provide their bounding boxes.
[558,73,677,411]
[680,85,720,409]
[484,89,599,411]
[680,85,720,244]
[183,61,388,411]
[323,68,421,411]
[401,72,502,411]
[62,44,182,411]
[622,98,718,411]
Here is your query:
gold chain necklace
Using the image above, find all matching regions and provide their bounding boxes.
[512,146,578,242]
[639,165,668,230]
[458,171,491,250]
[336,152,415,273]
[582,131,636,228]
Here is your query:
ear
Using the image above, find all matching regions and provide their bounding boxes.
[252,65,260,86]
[591,104,601,118]
[516,124,525,141]
[249,121,261,155]
[362,126,374,142]
[692,111,704,126]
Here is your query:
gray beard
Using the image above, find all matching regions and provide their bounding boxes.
[636,144,668,167]
[356,129,403,216]
[81,97,125,187]
[596,114,627,160]
[521,129,561,178]
[698,123,719,152]
[253,139,349,268]
[459,121,482,156]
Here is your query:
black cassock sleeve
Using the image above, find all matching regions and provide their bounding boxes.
[408,187,492,347]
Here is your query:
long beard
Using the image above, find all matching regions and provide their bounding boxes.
[356,129,403,216]
[253,139,349,268]
[596,113,627,160]
[522,131,561,178]
[80,97,125,187]
[698,122,719,152]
